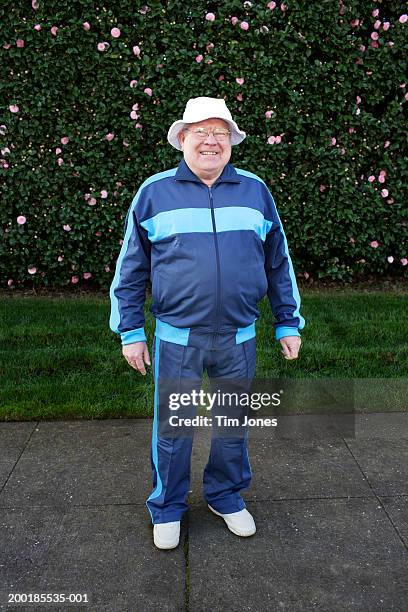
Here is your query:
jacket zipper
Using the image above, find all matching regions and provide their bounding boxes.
[208,186,221,345]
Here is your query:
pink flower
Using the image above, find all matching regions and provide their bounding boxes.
[105,133,114,141]
[231,16,239,25]
[7,279,14,287]
[218,74,225,80]
[374,20,381,30]
[319,185,326,192]
[88,197,97,206]
[144,87,153,96]
[101,190,108,198]
[368,175,375,182]
[351,19,359,27]
[130,80,137,88]
[359,45,366,52]
[57,158,63,166]
[61,136,69,145]
[370,241,379,248]
[130,110,139,119]
[71,275,79,284]
[384,141,390,148]
[51,26,58,37]
[371,32,379,40]
[268,136,276,144]
[236,77,244,85]
[331,137,336,145]
[16,39,25,48]
[34,24,41,31]
[195,54,203,63]
[28,266,37,275]
[236,93,243,101]
[356,95,361,104]
[32,0,39,8]
[17,215,26,225]
[111,27,121,38]
[240,21,249,30]
[280,3,287,11]
[83,22,91,31]
[387,256,394,263]
[275,135,282,143]
[372,9,379,17]
[58,255,64,262]
[205,13,215,21]
[399,14,407,24]
[378,175,385,183]
[104,265,110,273]
[9,105,19,113]
[401,258,408,266]
[267,1,276,9]
[132,103,139,111]
[97,42,108,51]
[63,224,71,232]
[135,123,143,129]
[380,189,389,197]
[265,110,273,119]
[133,45,141,56]
[383,22,390,31]
[83,272,92,280]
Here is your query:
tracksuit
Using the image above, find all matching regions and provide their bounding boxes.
[109,158,305,523]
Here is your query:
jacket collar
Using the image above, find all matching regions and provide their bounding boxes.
[175,158,241,184]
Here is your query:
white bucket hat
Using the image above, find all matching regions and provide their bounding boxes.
[167,97,246,151]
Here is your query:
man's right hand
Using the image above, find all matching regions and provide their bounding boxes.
[122,341,151,375]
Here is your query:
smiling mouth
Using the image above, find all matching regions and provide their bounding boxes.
[200,151,219,156]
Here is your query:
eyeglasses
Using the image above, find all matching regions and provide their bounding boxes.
[184,127,231,141]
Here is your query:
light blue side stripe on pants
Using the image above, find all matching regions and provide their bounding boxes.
[146,336,163,523]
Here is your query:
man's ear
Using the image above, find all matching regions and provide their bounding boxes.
[177,130,184,150]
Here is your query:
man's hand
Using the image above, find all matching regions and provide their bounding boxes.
[122,341,151,375]
[279,336,301,360]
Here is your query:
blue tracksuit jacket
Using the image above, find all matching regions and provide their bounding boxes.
[109,158,305,349]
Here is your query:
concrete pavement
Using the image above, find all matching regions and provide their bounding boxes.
[1,413,407,611]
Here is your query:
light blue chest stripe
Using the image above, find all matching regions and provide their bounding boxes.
[140,206,272,242]
[235,168,305,332]
[109,168,178,333]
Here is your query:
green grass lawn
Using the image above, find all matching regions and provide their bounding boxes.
[1,290,407,420]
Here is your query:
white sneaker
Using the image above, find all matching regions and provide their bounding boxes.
[153,521,180,550]
[208,504,256,537]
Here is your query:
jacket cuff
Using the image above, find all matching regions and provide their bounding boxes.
[275,326,300,341]
[121,328,147,345]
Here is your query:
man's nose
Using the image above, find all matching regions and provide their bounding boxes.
[204,132,218,144]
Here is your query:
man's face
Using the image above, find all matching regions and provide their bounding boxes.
[178,118,232,182]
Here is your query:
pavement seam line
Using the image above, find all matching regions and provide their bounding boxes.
[342,436,408,552]
[0,421,39,497]
[183,511,190,612]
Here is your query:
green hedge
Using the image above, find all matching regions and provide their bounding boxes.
[1,0,407,287]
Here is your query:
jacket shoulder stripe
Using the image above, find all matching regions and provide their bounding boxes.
[109,168,177,333]
[236,168,304,331]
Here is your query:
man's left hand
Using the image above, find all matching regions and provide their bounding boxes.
[279,336,301,360]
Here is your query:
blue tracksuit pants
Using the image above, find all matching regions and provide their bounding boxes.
[146,335,256,524]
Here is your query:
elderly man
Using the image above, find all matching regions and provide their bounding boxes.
[110,97,304,550]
